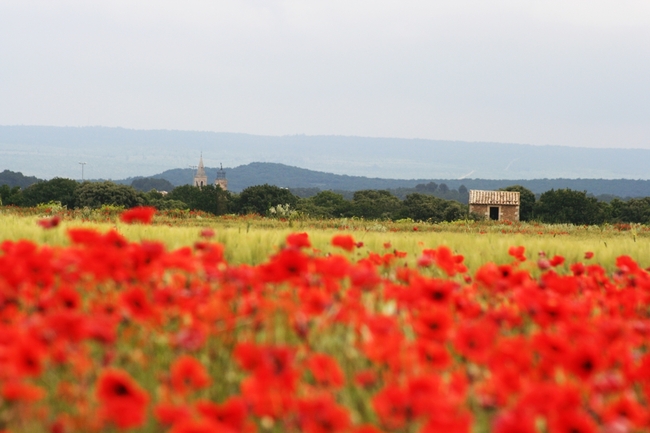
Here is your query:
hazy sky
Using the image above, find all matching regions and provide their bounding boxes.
[1,1,649,149]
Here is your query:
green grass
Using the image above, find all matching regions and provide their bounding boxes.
[1,207,649,272]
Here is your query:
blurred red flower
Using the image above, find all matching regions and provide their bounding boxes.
[170,355,211,395]
[37,215,61,229]
[331,234,356,252]
[286,232,311,249]
[96,368,149,429]
[120,206,156,224]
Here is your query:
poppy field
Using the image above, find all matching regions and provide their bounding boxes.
[1,207,650,432]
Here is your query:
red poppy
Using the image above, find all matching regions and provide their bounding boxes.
[307,353,345,389]
[195,397,248,432]
[153,402,192,427]
[119,286,155,322]
[492,409,536,433]
[331,234,356,252]
[453,319,498,363]
[264,248,310,281]
[297,395,351,433]
[414,340,452,370]
[508,246,526,262]
[95,368,149,429]
[120,206,156,224]
[548,409,597,433]
[200,228,215,238]
[169,418,234,433]
[37,215,61,229]
[286,232,311,249]
[170,355,211,395]
[1,381,45,402]
[9,337,46,377]
[549,255,565,267]
[372,384,414,429]
[422,246,467,276]
[354,370,378,388]
[567,341,601,380]
[412,307,453,342]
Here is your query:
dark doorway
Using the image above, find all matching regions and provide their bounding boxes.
[489,206,499,220]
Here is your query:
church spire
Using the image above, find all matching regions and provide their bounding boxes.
[193,153,208,187]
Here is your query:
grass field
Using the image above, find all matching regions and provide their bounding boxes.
[1,207,649,272]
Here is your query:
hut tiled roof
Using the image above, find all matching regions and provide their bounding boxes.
[469,190,520,205]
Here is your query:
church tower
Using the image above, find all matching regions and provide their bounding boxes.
[193,154,208,187]
[215,163,228,191]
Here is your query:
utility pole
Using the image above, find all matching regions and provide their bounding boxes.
[79,162,87,181]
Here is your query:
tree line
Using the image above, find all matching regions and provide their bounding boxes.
[2,177,650,225]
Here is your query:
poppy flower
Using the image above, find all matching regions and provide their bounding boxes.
[9,338,46,377]
[567,341,601,380]
[372,384,414,429]
[37,215,61,229]
[331,234,356,252]
[170,355,211,395]
[119,286,155,322]
[307,353,345,388]
[412,307,453,342]
[453,319,498,363]
[508,246,526,262]
[154,402,192,427]
[95,368,149,429]
[120,206,156,224]
[169,418,233,433]
[1,381,45,402]
[286,232,311,249]
[548,409,597,433]
[195,397,248,432]
[200,228,215,238]
[549,255,565,267]
[297,395,351,433]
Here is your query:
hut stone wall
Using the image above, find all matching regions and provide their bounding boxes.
[468,190,521,222]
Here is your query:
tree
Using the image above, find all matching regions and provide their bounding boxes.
[401,193,467,222]
[500,185,535,221]
[0,185,23,206]
[534,189,608,225]
[415,182,438,193]
[458,185,469,204]
[22,178,79,208]
[351,190,402,220]
[168,184,230,215]
[305,191,351,218]
[236,184,298,215]
[401,193,443,222]
[75,181,142,208]
[610,198,650,224]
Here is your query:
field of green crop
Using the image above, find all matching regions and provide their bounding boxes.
[1,207,649,272]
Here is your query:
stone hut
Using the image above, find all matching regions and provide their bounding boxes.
[469,190,520,221]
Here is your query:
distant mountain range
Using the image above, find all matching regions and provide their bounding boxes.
[120,162,650,198]
[4,162,650,198]
[1,125,649,181]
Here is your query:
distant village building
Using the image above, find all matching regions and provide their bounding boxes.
[215,163,228,191]
[469,190,520,221]
[193,154,208,187]
[193,155,228,191]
